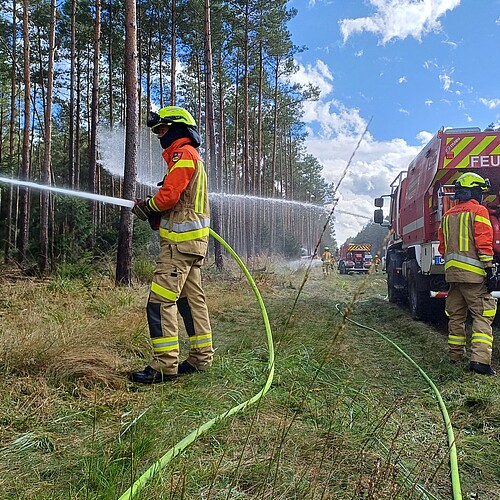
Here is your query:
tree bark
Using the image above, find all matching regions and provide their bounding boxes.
[115,0,138,286]
[68,0,76,189]
[17,0,31,267]
[4,0,17,262]
[107,0,114,127]
[204,0,222,269]
[88,0,101,248]
[170,0,176,105]
[39,0,57,275]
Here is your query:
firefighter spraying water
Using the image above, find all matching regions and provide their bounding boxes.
[130,106,214,384]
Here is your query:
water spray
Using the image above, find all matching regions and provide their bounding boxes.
[0,176,135,209]
[0,177,371,230]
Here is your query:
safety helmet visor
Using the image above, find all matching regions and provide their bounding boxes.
[147,111,164,133]
[147,106,197,133]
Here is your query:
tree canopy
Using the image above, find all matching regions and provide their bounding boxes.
[0,0,333,272]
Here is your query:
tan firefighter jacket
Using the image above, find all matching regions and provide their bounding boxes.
[147,137,210,257]
[438,199,493,283]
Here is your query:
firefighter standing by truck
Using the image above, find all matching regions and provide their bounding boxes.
[130,106,214,383]
[438,172,496,376]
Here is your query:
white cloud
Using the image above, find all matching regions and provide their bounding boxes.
[398,76,407,84]
[416,131,433,144]
[439,71,453,91]
[290,59,334,101]
[339,0,461,44]
[425,99,433,106]
[455,81,472,94]
[355,49,364,57]
[442,39,458,48]
[288,58,433,243]
[479,98,500,109]
[307,133,422,243]
[399,107,409,115]
[423,59,438,70]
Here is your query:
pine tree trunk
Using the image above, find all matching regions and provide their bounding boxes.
[157,6,163,107]
[75,50,81,189]
[17,0,31,267]
[4,0,17,263]
[68,0,76,189]
[271,56,279,199]
[204,0,223,270]
[257,41,263,198]
[233,62,239,194]
[107,0,114,127]
[88,0,101,248]
[39,0,57,275]
[115,0,138,286]
[170,0,176,105]
[217,51,225,192]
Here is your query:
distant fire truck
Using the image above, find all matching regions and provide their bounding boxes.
[337,243,372,274]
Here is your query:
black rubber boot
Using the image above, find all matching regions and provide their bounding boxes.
[470,362,496,376]
[178,360,199,375]
[129,365,177,384]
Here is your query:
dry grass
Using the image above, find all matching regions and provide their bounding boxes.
[0,261,498,499]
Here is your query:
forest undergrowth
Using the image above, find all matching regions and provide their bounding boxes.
[0,258,498,499]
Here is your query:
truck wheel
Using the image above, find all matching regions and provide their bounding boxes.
[387,259,404,303]
[408,270,430,320]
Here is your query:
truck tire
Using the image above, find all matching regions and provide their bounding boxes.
[408,269,430,320]
[387,257,405,303]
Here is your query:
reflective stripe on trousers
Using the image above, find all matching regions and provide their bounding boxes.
[147,244,213,375]
[446,282,496,364]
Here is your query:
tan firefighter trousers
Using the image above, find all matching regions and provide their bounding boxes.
[446,282,496,364]
[147,243,213,376]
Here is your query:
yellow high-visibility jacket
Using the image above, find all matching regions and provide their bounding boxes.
[438,199,493,283]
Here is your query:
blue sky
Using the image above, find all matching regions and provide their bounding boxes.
[286,0,500,244]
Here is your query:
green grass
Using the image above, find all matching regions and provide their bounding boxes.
[0,263,498,499]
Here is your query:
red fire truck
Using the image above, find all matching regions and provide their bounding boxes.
[337,243,372,274]
[374,126,500,320]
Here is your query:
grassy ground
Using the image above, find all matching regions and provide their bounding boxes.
[0,260,498,499]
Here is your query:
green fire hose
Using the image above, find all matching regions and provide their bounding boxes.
[118,229,275,500]
[335,304,462,500]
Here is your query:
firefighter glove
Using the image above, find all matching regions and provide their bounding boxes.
[485,267,497,293]
[148,213,161,231]
[132,198,152,221]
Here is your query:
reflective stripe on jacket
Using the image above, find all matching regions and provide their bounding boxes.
[148,137,210,257]
[438,199,493,283]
